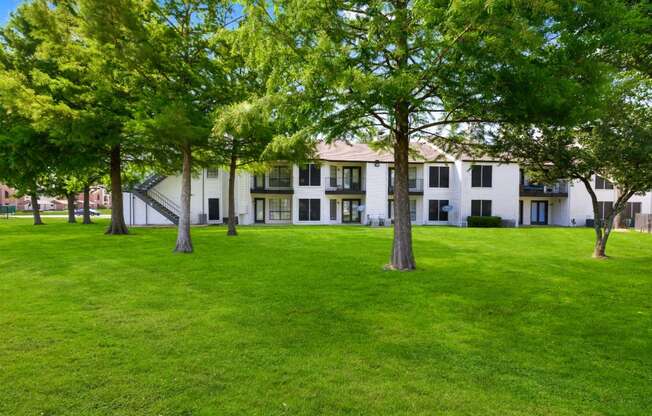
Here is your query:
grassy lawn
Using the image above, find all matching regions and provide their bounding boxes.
[1,219,651,415]
[16,208,111,216]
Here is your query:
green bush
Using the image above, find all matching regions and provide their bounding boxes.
[467,216,502,227]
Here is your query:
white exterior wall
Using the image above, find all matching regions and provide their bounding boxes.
[423,162,458,225]
[123,157,651,228]
[459,161,520,226]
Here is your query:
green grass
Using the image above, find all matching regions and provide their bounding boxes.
[16,208,111,215]
[1,219,651,415]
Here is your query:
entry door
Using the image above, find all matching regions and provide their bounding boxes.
[208,198,220,222]
[254,198,265,223]
[342,199,361,223]
[342,167,361,191]
[530,201,548,225]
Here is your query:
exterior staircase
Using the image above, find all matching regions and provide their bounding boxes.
[132,174,180,225]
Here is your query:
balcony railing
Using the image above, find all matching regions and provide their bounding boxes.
[325,177,365,193]
[251,178,293,193]
[520,180,568,196]
[388,178,424,194]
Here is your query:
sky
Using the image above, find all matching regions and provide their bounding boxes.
[0,0,23,25]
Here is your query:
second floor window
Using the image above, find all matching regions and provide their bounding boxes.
[269,166,291,188]
[299,164,321,186]
[596,201,613,221]
[595,175,614,190]
[207,168,219,178]
[429,166,450,188]
[471,165,492,188]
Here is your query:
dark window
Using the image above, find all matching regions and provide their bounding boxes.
[597,201,613,221]
[330,199,337,221]
[388,199,393,218]
[208,198,220,221]
[429,166,450,188]
[299,199,320,221]
[428,200,449,221]
[622,202,642,227]
[471,200,492,217]
[253,174,265,189]
[410,199,416,221]
[299,164,321,186]
[206,168,219,178]
[471,165,492,188]
[595,175,614,190]
[269,166,291,187]
[269,198,290,221]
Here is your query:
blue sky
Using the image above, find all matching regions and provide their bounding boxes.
[1,0,23,25]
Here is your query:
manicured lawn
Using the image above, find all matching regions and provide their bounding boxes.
[1,219,651,415]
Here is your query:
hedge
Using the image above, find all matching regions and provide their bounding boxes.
[467,216,502,227]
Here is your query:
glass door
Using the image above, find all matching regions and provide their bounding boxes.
[530,201,548,225]
[343,167,361,191]
[342,199,361,223]
[254,198,265,223]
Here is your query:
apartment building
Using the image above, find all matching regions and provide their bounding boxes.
[122,141,652,227]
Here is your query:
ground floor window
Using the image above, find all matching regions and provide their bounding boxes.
[299,198,320,221]
[388,199,416,221]
[428,200,449,221]
[622,202,642,227]
[269,198,291,221]
[471,200,492,217]
[330,199,337,221]
[597,201,613,221]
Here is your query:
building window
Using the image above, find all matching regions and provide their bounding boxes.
[269,198,291,221]
[299,198,320,221]
[330,199,337,221]
[388,199,416,221]
[471,165,492,188]
[410,199,417,221]
[595,175,614,190]
[597,201,613,221]
[269,166,291,187]
[471,200,492,217]
[429,166,450,188]
[428,200,449,221]
[299,164,321,186]
[207,168,219,178]
[208,198,220,221]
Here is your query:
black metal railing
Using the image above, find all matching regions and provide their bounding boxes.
[388,178,424,193]
[147,189,180,216]
[520,180,568,195]
[251,178,293,192]
[325,177,365,192]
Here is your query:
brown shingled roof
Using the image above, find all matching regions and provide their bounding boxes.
[315,141,447,163]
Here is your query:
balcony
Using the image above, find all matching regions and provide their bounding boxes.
[388,179,424,195]
[325,177,365,194]
[520,181,568,197]
[251,179,294,194]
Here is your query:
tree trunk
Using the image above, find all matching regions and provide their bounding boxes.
[389,105,416,270]
[106,144,129,234]
[66,193,76,224]
[227,154,238,236]
[31,193,43,225]
[82,185,92,224]
[174,144,193,253]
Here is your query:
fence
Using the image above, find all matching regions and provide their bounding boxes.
[635,213,652,233]
[0,206,16,219]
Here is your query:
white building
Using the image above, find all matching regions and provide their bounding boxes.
[123,141,652,227]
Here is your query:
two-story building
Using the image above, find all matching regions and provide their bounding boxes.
[122,141,652,227]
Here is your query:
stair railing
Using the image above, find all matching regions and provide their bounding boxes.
[147,189,180,216]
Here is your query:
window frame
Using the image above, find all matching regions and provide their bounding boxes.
[206,168,219,179]
[471,165,492,188]
[269,166,291,188]
[299,164,321,186]
[269,198,291,221]
[298,198,320,221]
[429,166,450,188]
[471,199,492,217]
[428,199,449,221]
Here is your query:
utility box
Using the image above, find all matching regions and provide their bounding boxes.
[198,213,207,225]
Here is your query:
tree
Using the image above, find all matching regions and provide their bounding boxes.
[83,0,238,252]
[243,0,617,270]
[0,0,133,234]
[489,75,652,258]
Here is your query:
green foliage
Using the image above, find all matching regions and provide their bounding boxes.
[467,216,502,227]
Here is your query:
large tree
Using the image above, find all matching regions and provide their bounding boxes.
[83,0,237,252]
[489,75,652,258]
[0,0,133,234]
[243,0,617,270]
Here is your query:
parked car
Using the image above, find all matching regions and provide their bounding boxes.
[74,208,101,216]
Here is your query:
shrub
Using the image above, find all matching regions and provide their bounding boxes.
[467,216,502,227]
